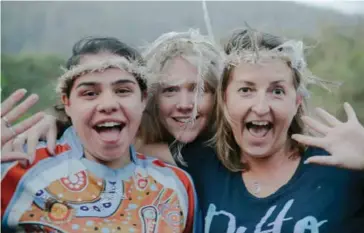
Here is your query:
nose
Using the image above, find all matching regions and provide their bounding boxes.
[96,91,119,114]
[176,90,194,113]
[251,92,270,116]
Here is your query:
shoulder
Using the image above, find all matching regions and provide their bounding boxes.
[137,143,176,165]
[303,146,329,158]
[134,152,197,201]
[2,141,72,180]
[136,152,194,186]
[181,141,219,170]
[181,138,217,162]
[1,128,80,184]
[1,137,79,219]
[302,147,364,183]
[31,126,82,164]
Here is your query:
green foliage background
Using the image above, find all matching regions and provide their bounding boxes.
[1,24,363,124]
[305,25,364,123]
[1,54,65,121]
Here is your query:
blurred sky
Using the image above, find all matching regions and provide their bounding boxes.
[294,0,364,15]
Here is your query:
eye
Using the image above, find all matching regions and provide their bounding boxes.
[82,90,98,97]
[162,86,179,93]
[115,88,131,94]
[272,87,285,96]
[238,87,252,94]
[204,86,212,93]
[191,84,211,93]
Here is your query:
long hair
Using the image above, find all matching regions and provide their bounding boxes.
[212,29,309,172]
[138,29,224,163]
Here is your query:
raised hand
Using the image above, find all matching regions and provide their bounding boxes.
[292,103,364,170]
[11,114,58,164]
[1,89,44,162]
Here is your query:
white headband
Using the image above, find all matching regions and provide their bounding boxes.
[56,57,146,94]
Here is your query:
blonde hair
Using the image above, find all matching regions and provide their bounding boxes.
[139,29,224,162]
[212,29,339,172]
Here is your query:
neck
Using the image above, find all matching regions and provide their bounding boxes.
[84,148,132,169]
[241,142,299,177]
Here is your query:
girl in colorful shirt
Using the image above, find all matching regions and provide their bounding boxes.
[1,37,198,233]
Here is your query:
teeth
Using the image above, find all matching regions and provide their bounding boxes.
[174,118,191,123]
[251,121,270,126]
[97,122,121,127]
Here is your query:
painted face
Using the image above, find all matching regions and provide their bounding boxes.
[63,54,146,168]
[157,56,214,143]
[224,59,301,158]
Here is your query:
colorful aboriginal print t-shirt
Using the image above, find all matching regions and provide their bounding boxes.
[1,127,199,233]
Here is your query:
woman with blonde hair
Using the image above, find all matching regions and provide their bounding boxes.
[137,29,223,162]
[201,29,364,232]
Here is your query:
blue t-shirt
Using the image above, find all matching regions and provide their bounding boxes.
[176,138,364,233]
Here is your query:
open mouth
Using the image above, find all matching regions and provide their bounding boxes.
[246,120,273,138]
[172,116,200,124]
[93,121,126,142]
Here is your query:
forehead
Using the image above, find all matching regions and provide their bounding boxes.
[79,52,122,64]
[73,68,136,86]
[162,56,198,84]
[231,59,293,83]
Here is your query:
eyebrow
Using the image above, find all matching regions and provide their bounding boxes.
[76,79,137,89]
[271,80,286,85]
[112,79,137,86]
[161,80,197,86]
[236,80,286,86]
[236,80,255,86]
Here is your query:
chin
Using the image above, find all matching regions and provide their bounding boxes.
[97,153,120,161]
[175,132,199,144]
[243,146,272,159]
[178,137,196,144]
[100,147,127,158]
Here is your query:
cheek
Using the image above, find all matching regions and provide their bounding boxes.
[271,100,298,125]
[67,100,94,124]
[225,93,247,124]
[158,96,175,118]
[122,98,145,121]
[198,94,214,114]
